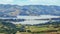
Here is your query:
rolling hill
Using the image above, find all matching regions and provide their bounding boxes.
[0,4,60,18]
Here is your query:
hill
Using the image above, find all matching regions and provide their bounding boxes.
[0,21,16,34]
[0,4,60,18]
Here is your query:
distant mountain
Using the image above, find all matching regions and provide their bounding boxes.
[0,4,60,18]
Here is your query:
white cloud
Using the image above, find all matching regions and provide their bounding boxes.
[22,0,59,6]
[29,0,59,5]
[0,0,60,6]
[0,0,14,4]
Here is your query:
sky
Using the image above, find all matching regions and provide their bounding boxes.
[0,0,60,6]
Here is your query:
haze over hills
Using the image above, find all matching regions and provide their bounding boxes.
[0,4,60,18]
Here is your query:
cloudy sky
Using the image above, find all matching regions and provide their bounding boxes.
[0,0,60,6]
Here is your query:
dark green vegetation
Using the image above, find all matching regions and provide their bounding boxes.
[0,20,60,34]
[0,21,17,34]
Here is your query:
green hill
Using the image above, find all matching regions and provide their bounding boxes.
[0,21,17,34]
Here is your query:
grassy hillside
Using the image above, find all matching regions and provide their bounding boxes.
[0,20,60,34]
[0,21,17,34]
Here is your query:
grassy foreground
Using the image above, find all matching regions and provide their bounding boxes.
[0,21,60,34]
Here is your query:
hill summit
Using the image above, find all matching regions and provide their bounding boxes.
[0,4,60,18]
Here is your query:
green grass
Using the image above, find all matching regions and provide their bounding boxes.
[25,26,59,32]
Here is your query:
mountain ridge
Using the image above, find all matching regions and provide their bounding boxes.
[0,4,60,18]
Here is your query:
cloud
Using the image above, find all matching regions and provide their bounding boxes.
[0,0,14,4]
[29,0,60,5]
[0,0,60,6]
[16,0,60,6]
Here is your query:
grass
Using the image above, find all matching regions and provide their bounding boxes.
[25,26,60,33]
